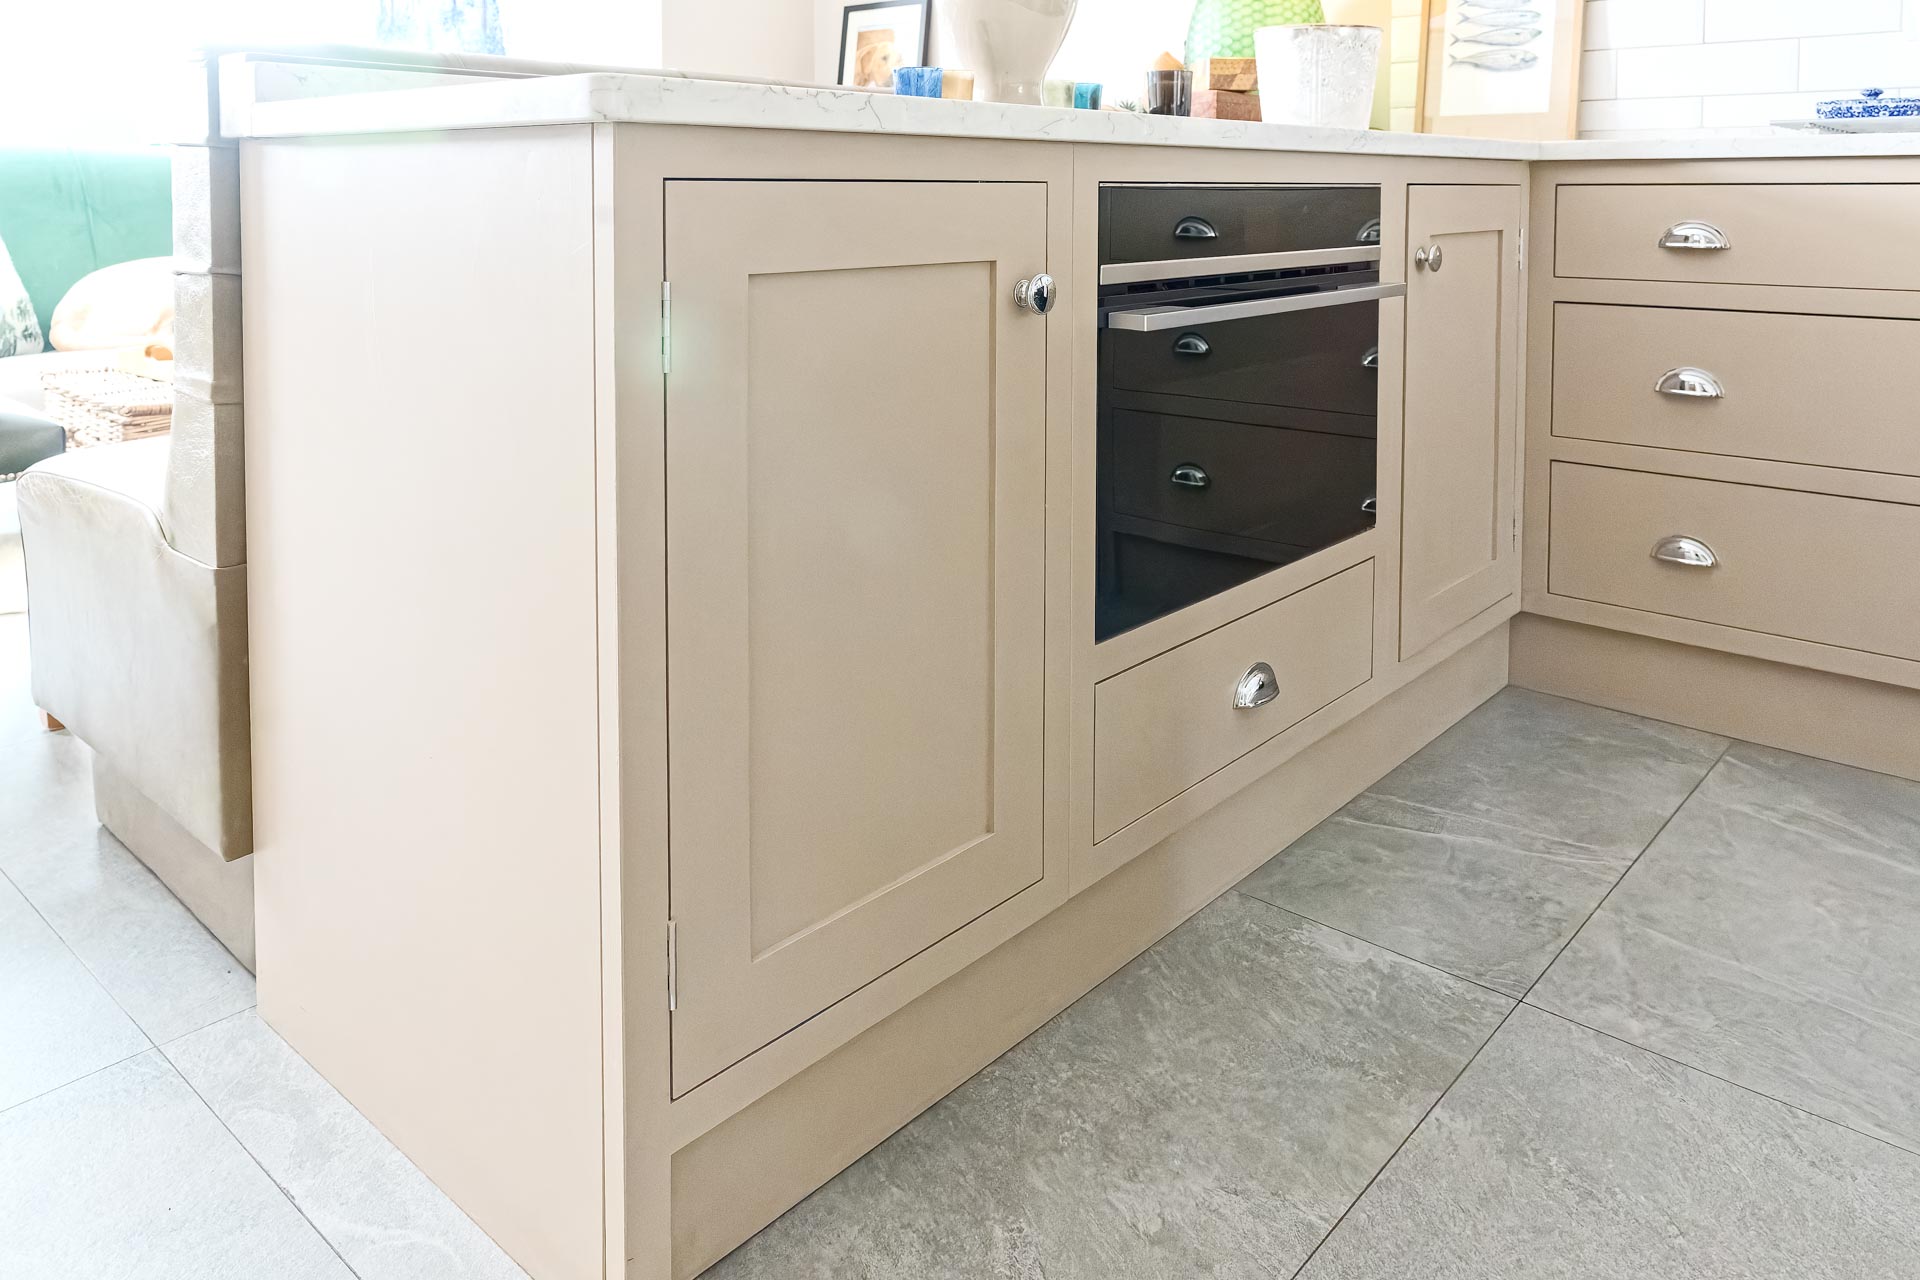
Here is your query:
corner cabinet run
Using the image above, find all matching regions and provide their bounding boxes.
[1400,184,1522,661]
[664,179,1055,1093]
[242,122,1531,1280]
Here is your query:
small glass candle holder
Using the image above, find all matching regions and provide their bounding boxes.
[1145,69,1193,116]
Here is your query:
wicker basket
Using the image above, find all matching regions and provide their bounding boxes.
[40,367,174,449]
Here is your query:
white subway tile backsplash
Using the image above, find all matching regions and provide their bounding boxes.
[1575,0,1920,138]
[1578,95,1703,131]
[1582,50,1620,99]
[1616,39,1798,97]
[1705,0,1901,43]
[1584,1,1615,50]
[1592,0,1706,51]
[1799,32,1920,88]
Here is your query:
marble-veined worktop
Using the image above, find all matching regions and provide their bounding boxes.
[227,67,1920,165]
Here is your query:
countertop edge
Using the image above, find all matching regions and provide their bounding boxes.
[231,70,1920,164]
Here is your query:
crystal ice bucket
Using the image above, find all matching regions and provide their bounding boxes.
[1253,24,1383,130]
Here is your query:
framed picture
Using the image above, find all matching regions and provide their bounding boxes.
[837,0,931,91]
[1419,0,1584,139]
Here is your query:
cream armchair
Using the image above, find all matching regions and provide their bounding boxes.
[16,434,254,967]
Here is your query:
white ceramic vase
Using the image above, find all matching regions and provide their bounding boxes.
[935,0,1080,105]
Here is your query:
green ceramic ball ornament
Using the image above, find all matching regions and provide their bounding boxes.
[1186,0,1329,63]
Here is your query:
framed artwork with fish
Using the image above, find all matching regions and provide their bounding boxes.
[1418,0,1584,139]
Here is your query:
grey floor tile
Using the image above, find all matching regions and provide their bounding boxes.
[0,874,149,1111]
[6,822,255,1045]
[0,702,254,1043]
[1296,1005,1920,1280]
[0,1049,354,1280]
[166,1010,528,1280]
[0,612,42,745]
[1237,688,1727,995]
[1530,742,1920,1153]
[705,892,1513,1280]
[0,720,92,862]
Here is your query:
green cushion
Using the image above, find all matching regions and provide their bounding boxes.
[0,148,173,337]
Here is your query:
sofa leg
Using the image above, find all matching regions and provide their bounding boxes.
[38,709,64,731]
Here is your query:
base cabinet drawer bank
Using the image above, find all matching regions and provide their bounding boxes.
[1548,462,1920,664]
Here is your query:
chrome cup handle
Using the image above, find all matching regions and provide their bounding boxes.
[1651,535,1718,568]
[1659,221,1731,251]
[1234,662,1279,710]
[1655,367,1724,399]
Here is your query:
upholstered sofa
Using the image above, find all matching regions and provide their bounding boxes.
[5,145,257,968]
[18,434,254,963]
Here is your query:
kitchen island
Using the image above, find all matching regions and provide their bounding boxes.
[231,65,1920,1280]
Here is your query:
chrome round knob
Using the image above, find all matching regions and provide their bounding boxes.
[1014,274,1056,315]
[1415,244,1443,272]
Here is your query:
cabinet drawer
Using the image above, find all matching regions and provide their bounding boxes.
[1095,561,1374,841]
[1549,463,1920,663]
[1108,296,1379,415]
[1100,185,1380,268]
[1110,407,1376,548]
[1553,304,1920,476]
[1555,184,1920,291]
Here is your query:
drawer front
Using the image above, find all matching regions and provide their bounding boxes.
[1549,463,1920,663]
[1553,304,1920,476]
[1101,185,1381,267]
[1108,298,1380,415]
[1095,560,1374,841]
[1110,407,1376,548]
[1555,184,1920,291]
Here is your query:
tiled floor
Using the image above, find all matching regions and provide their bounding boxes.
[0,614,528,1280]
[6,603,1919,1279]
[706,688,1920,1279]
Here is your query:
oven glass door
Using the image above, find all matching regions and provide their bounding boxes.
[1096,280,1392,642]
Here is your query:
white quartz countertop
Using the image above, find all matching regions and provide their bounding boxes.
[229,68,1920,164]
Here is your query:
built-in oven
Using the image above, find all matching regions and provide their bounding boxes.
[1096,184,1401,642]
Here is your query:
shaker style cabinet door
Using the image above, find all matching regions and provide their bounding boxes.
[664,180,1051,1093]
[1399,184,1522,661]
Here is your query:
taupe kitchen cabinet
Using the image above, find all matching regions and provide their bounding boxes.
[1398,184,1523,660]
[663,179,1054,1093]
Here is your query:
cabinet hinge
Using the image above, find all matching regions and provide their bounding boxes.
[661,281,673,376]
[1512,511,1521,551]
[666,919,678,1012]
[1517,228,1527,271]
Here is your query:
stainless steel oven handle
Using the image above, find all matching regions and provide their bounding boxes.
[1104,281,1406,333]
[1100,245,1383,286]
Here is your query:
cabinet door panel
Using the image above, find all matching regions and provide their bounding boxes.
[1400,185,1522,660]
[666,181,1049,1093]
